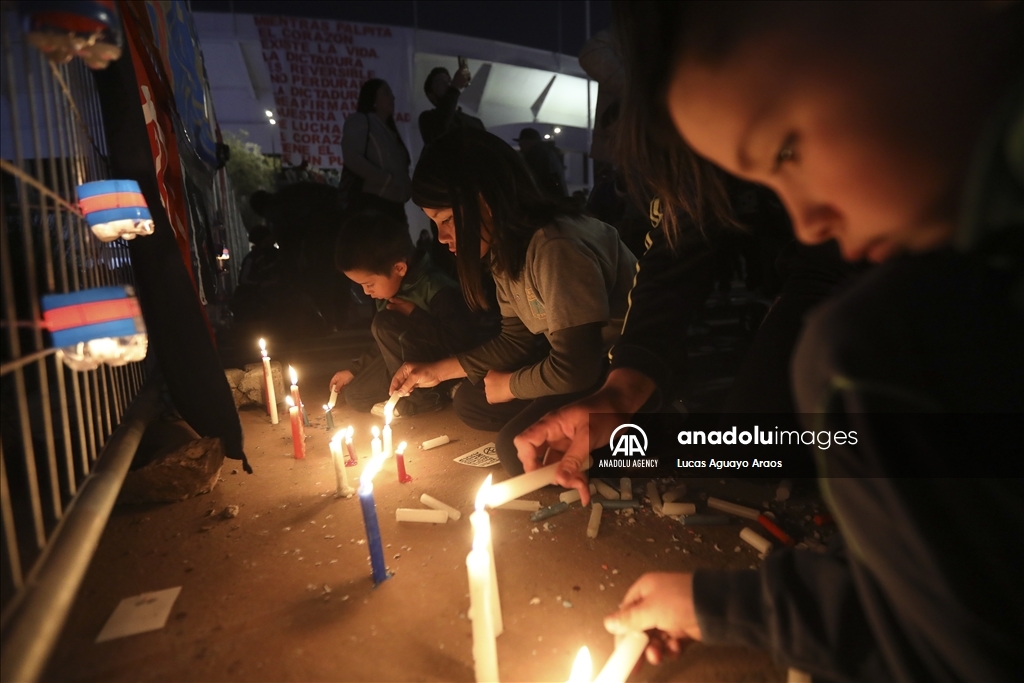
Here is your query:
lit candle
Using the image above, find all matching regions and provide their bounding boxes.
[344,426,358,467]
[259,338,278,424]
[328,387,339,410]
[568,646,592,683]
[285,396,305,459]
[324,404,335,431]
[383,402,394,459]
[288,365,310,427]
[593,632,649,683]
[371,426,382,458]
[395,441,412,483]
[467,529,499,682]
[358,451,390,585]
[471,476,503,636]
[330,430,354,498]
[486,457,593,509]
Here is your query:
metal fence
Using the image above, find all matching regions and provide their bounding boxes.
[0,10,153,681]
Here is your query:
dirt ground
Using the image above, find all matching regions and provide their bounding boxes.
[42,357,828,683]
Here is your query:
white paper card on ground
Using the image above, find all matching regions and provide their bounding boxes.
[96,587,182,643]
[453,442,500,468]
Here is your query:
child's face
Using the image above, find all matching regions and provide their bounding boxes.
[666,25,963,263]
[344,261,407,300]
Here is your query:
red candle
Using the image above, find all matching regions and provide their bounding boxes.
[288,365,302,409]
[344,427,358,467]
[396,441,412,483]
[286,396,305,459]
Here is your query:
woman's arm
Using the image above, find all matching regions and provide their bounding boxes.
[456,315,539,383]
[508,322,605,399]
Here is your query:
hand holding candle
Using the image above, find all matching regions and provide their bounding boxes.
[603,572,702,669]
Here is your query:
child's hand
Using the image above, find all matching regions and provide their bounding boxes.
[329,370,354,393]
[386,298,415,316]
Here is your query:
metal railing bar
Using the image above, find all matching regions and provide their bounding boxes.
[0,380,163,683]
[0,348,58,377]
[66,361,89,478]
[81,370,97,463]
[50,354,76,499]
[21,43,62,522]
[2,32,57,537]
[46,61,105,165]
[46,65,81,293]
[37,53,70,295]
[0,161,81,219]
[98,365,112,440]
[0,444,23,591]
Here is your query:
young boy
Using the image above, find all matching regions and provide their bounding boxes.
[330,211,485,415]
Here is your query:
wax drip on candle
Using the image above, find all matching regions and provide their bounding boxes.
[568,647,592,683]
[344,425,357,466]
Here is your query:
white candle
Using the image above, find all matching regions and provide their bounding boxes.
[495,499,541,512]
[740,527,773,555]
[559,489,582,504]
[420,493,461,521]
[646,482,662,513]
[708,497,761,520]
[661,502,697,516]
[396,508,448,523]
[383,407,393,459]
[662,484,687,503]
[327,387,339,410]
[330,431,354,498]
[593,631,649,683]
[594,480,619,500]
[471,476,503,636]
[486,457,592,509]
[371,426,382,458]
[586,503,603,539]
[619,478,632,501]
[467,546,499,683]
[567,646,592,683]
[421,435,450,450]
[384,391,401,415]
[259,339,278,425]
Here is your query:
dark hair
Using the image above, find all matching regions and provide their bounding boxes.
[424,67,450,98]
[355,78,411,165]
[613,1,741,244]
[334,210,415,275]
[411,128,582,311]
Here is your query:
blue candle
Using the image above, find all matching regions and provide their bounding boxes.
[300,402,311,427]
[324,404,335,431]
[359,480,390,585]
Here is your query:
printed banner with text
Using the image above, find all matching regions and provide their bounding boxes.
[255,16,413,168]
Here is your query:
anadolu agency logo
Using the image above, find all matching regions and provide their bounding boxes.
[602,424,658,468]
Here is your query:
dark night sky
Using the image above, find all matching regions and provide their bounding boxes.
[192,1,612,57]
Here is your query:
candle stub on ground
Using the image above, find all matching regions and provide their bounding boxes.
[420,493,461,521]
[586,503,603,539]
[619,477,632,500]
[740,527,773,555]
[396,508,448,524]
[677,514,731,526]
[661,502,697,516]
[421,435,450,450]
[646,482,662,513]
[594,480,619,500]
[558,489,581,504]
[708,496,761,520]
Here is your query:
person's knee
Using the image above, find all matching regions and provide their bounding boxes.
[453,382,501,432]
[344,383,379,413]
[495,425,524,476]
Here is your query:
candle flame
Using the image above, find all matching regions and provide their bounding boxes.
[372,425,380,438]
[360,452,386,488]
[258,338,267,353]
[568,646,592,683]
[323,404,330,412]
[396,441,407,455]
[285,395,295,408]
[475,474,493,512]
[346,425,354,441]
[331,429,344,445]
[288,365,298,385]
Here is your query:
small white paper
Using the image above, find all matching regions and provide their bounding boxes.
[96,587,182,643]
[453,442,499,468]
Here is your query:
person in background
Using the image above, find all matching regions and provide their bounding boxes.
[341,79,411,224]
[519,2,1024,681]
[515,127,568,200]
[419,63,484,146]
[389,128,637,473]
[329,210,483,416]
